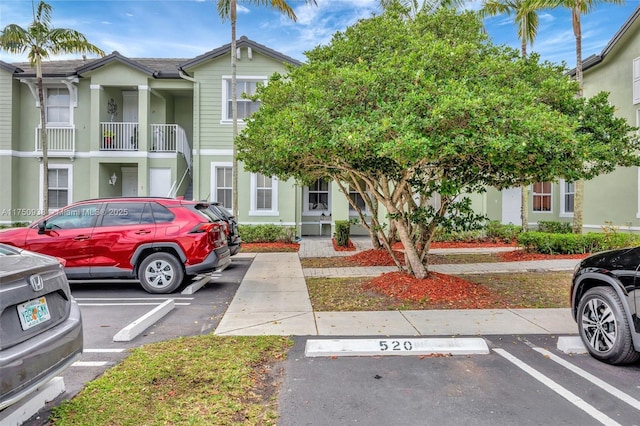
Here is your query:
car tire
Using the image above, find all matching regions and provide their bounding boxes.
[577,286,640,365]
[138,252,184,294]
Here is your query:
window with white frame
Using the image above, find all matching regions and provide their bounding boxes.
[40,164,72,212]
[223,78,263,121]
[560,180,574,215]
[304,179,330,214]
[532,182,552,212]
[349,185,369,214]
[46,87,70,124]
[250,173,278,215]
[214,165,233,209]
[633,57,640,105]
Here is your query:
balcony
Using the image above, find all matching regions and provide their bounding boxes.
[35,126,75,156]
[101,122,138,151]
[100,123,192,172]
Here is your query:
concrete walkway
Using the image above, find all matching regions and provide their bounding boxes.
[214,238,580,336]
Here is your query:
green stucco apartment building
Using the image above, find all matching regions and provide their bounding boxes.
[1,7,639,235]
[0,37,374,236]
[473,7,640,232]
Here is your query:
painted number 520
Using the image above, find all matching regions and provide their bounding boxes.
[379,340,413,351]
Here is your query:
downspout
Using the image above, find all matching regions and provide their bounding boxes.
[179,69,198,200]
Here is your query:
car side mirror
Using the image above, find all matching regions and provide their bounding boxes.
[37,221,46,234]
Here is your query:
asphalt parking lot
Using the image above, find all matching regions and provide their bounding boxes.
[15,257,250,426]
[9,253,640,426]
[279,335,640,426]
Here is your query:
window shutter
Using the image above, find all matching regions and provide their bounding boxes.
[634,57,640,105]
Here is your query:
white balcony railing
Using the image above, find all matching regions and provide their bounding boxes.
[101,122,138,151]
[35,126,75,153]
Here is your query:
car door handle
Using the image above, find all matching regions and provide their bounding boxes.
[135,230,151,235]
[73,235,90,241]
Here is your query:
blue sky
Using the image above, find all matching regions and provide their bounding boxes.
[0,0,638,69]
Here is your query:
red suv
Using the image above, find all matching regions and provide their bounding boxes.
[0,198,231,294]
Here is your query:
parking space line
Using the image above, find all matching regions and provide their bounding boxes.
[72,361,109,367]
[75,297,194,300]
[78,302,191,306]
[493,348,622,426]
[84,349,126,353]
[533,347,640,411]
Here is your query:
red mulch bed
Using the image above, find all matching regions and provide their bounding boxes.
[346,249,405,266]
[392,240,516,250]
[332,238,356,252]
[363,271,503,309]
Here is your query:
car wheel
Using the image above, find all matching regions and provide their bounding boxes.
[138,253,184,294]
[577,286,640,365]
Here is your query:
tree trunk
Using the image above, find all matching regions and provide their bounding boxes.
[521,185,528,232]
[36,59,49,214]
[231,0,239,218]
[572,6,584,234]
[573,179,584,234]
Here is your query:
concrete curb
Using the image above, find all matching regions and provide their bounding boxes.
[0,377,65,426]
[305,337,490,357]
[113,299,175,342]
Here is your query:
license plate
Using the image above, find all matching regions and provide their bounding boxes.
[17,297,51,330]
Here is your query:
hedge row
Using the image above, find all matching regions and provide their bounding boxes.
[237,224,296,243]
[517,231,640,254]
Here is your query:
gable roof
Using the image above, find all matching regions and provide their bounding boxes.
[0,60,23,74]
[4,36,299,80]
[572,6,640,74]
[180,36,301,71]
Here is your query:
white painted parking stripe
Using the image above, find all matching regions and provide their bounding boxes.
[494,348,622,426]
[72,361,109,367]
[78,302,191,306]
[533,347,640,411]
[84,349,126,353]
[75,297,194,301]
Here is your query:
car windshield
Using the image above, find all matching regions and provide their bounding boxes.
[215,204,234,218]
[0,245,18,256]
[194,204,220,223]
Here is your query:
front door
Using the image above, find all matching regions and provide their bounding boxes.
[501,187,522,226]
[122,91,138,149]
[149,168,172,197]
[121,167,138,197]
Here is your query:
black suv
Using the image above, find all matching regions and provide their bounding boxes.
[207,202,242,256]
[571,246,640,365]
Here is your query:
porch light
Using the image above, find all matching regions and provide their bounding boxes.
[109,172,118,186]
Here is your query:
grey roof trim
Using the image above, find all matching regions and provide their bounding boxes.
[180,36,302,70]
[76,51,155,76]
[569,6,640,75]
[0,60,23,73]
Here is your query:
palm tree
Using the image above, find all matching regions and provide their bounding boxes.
[538,0,623,233]
[480,0,541,231]
[216,0,316,218]
[0,0,104,213]
[379,0,466,17]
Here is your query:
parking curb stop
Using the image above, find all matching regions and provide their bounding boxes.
[113,299,175,342]
[305,337,490,357]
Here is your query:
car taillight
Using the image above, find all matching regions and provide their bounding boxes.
[189,223,215,234]
[190,222,225,248]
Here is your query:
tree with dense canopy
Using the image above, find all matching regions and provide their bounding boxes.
[236,8,640,278]
[0,0,104,213]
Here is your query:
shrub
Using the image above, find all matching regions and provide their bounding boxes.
[517,231,640,254]
[537,221,572,234]
[485,220,521,242]
[237,224,296,243]
[334,220,350,247]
